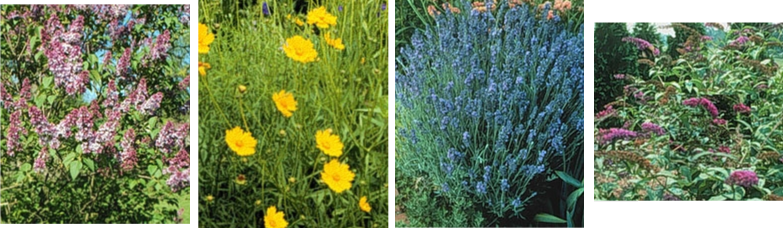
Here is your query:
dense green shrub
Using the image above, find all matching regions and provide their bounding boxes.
[396,3,583,227]
[594,23,638,115]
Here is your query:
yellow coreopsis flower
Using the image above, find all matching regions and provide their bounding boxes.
[198,62,211,76]
[306,6,337,29]
[235,174,247,185]
[264,206,288,228]
[316,128,344,157]
[283,35,318,63]
[324,33,345,51]
[321,159,355,193]
[272,90,297,117]
[199,23,215,53]
[225,126,257,156]
[359,196,372,213]
[295,18,304,26]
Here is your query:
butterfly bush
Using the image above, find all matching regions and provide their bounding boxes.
[397,3,583,223]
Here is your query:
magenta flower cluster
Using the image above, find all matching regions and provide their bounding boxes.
[725,170,759,188]
[163,149,190,192]
[641,122,665,135]
[598,128,637,145]
[120,128,138,171]
[40,13,89,95]
[733,103,750,114]
[682,97,720,117]
[621,37,659,56]
[730,36,750,46]
[595,105,616,119]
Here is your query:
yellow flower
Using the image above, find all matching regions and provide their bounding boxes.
[264,206,288,228]
[283,36,318,63]
[359,196,372,212]
[321,159,355,193]
[225,126,257,156]
[198,62,211,76]
[306,6,337,29]
[238,85,247,93]
[324,33,345,51]
[295,19,304,26]
[255,200,262,206]
[206,195,214,202]
[199,23,215,53]
[235,174,247,185]
[316,128,343,157]
[272,90,297,117]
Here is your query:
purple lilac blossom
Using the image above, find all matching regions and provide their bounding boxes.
[6,110,26,156]
[120,128,137,171]
[148,30,171,62]
[34,147,49,173]
[139,92,163,115]
[733,103,750,113]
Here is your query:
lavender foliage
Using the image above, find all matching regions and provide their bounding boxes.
[396,3,583,222]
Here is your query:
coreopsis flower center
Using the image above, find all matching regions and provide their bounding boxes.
[235,141,244,147]
[332,173,341,182]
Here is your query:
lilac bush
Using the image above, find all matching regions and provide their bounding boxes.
[1,5,190,223]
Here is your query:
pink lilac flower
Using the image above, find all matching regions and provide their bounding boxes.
[116,47,131,78]
[725,170,758,188]
[641,122,665,135]
[41,13,88,96]
[102,80,119,109]
[75,106,94,142]
[156,121,189,154]
[613,74,625,79]
[28,106,60,149]
[148,30,171,62]
[120,128,137,171]
[595,106,616,119]
[34,147,50,173]
[166,167,190,192]
[733,103,750,114]
[102,50,112,68]
[55,108,78,138]
[712,118,727,125]
[139,92,163,115]
[179,75,189,90]
[0,82,13,109]
[6,110,27,156]
[598,128,637,145]
[718,146,731,154]
[20,78,32,100]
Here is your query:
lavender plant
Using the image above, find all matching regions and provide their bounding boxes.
[396,2,583,226]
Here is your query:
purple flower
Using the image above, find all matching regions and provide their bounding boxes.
[34,147,50,173]
[476,181,487,194]
[116,47,132,78]
[712,118,727,125]
[725,170,758,188]
[718,146,730,154]
[338,5,343,12]
[6,110,27,156]
[730,36,749,46]
[148,30,171,61]
[683,97,720,117]
[0,82,13,109]
[102,80,119,109]
[156,121,189,154]
[641,122,665,135]
[139,92,163,115]
[28,106,60,149]
[75,106,94,142]
[595,106,615,119]
[598,128,637,145]
[733,103,750,114]
[41,13,87,96]
[120,128,137,171]
[621,37,655,52]
[262,2,270,15]
[613,74,625,79]
[164,149,190,192]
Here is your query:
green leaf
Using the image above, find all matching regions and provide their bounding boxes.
[567,187,584,211]
[20,163,32,172]
[70,161,83,180]
[35,94,46,107]
[129,180,139,189]
[534,213,567,224]
[43,76,53,88]
[555,171,583,188]
[709,195,727,201]
[47,95,56,105]
[148,165,158,177]
[148,117,158,129]
[63,152,77,168]
[83,158,95,171]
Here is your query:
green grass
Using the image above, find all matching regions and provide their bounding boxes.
[198,1,388,227]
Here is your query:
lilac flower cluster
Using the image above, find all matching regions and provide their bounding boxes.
[682,97,720,117]
[6,110,27,156]
[34,147,50,173]
[396,4,583,218]
[155,121,189,154]
[163,149,190,192]
[147,30,171,62]
[120,128,138,171]
[725,170,758,187]
[40,13,89,95]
